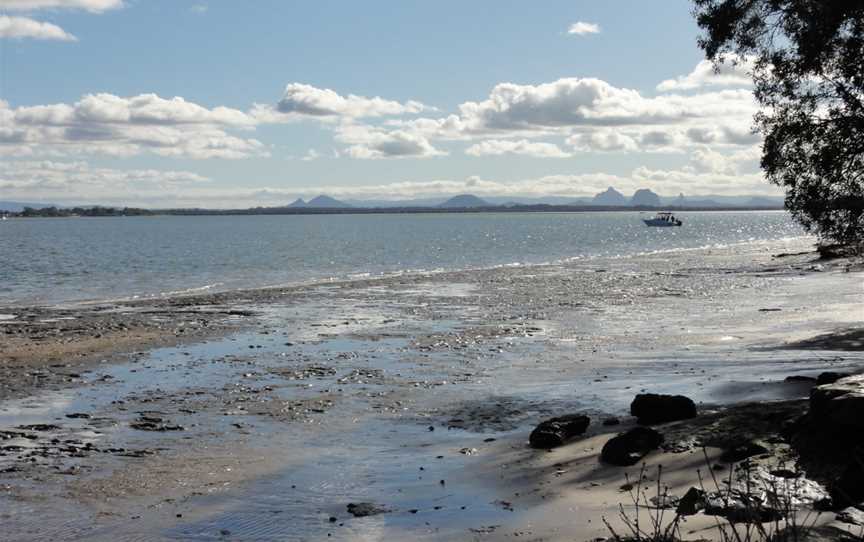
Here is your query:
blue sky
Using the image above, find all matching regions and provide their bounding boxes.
[0,0,773,207]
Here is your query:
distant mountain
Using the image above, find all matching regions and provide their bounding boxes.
[438,194,491,208]
[305,195,352,208]
[681,198,721,207]
[287,198,307,208]
[592,187,627,206]
[630,188,662,207]
[0,201,57,212]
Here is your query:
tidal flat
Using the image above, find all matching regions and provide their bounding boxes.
[0,237,862,541]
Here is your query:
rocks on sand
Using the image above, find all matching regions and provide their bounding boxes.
[630,393,697,425]
[600,427,663,466]
[529,414,590,449]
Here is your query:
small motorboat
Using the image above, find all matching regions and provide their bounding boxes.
[643,211,682,227]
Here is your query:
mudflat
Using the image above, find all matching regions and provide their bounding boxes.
[1,237,862,541]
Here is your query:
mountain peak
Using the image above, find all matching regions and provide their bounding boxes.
[592,186,627,206]
[438,194,491,208]
[630,188,662,207]
[305,195,352,208]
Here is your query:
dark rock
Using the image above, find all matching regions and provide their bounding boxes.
[601,427,663,466]
[529,414,590,449]
[816,372,850,386]
[630,394,697,424]
[602,417,621,426]
[346,502,390,517]
[65,413,91,419]
[676,487,706,516]
[719,441,769,463]
[809,375,864,432]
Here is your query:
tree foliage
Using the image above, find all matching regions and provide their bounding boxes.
[694,0,864,244]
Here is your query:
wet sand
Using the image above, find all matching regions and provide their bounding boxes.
[0,237,862,541]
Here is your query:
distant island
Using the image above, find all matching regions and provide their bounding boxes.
[1,188,785,218]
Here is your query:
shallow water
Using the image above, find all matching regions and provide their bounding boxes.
[1,241,861,540]
[0,211,803,306]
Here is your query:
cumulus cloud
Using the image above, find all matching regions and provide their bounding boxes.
[568,21,600,35]
[334,122,445,159]
[332,74,760,159]
[0,15,76,40]
[465,139,571,158]
[254,83,430,122]
[398,79,757,141]
[656,57,754,92]
[0,94,264,159]
[567,130,638,152]
[0,0,123,12]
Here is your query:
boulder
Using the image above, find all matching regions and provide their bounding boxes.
[809,375,864,432]
[529,414,590,449]
[601,427,663,466]
[630,394,697,425]
[676,487,707,516]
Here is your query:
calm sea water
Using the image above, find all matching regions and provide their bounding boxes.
[0,211,805,306]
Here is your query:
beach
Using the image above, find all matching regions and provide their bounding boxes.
[1,235,862,541]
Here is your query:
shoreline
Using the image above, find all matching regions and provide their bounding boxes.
[1,237,862,540]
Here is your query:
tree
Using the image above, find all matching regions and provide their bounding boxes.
[693,0,864,245]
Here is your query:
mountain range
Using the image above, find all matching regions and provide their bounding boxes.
[2,188,785,213]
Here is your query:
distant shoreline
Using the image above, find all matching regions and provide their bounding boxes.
[5,204,785,218]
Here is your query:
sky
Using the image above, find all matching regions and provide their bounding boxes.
[0,0,777,208]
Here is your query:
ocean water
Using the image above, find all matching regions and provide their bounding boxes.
[0,211,805,306]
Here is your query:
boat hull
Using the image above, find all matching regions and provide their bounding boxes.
[643,218,681,227]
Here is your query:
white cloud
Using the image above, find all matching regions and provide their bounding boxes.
[0,160,209,199]
[0,0,123,12]
[568,21,600,35]
[190,3,207,14]
[567,130,639,152]
[690,145,761,175]
[0,15,76,40]
[0,94,265,159]
[335,122,445,159]
[399,79,757,142]
[256,83,430,121]
[657,57,754,92]
[465,139,571,158]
